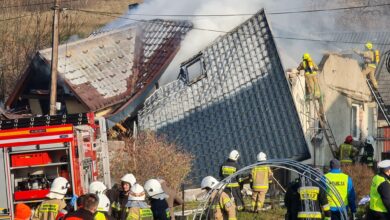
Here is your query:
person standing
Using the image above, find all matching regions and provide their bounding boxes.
[158,179,183,220]
[367,160,390,220]
[112,174,137,220]
[297,53,320,99]
[33,177,69,220]
[324,159,356,220]
[360,136,375,167]
[338,135,358,165]
[144,179,170,220]
[64,194,98,220]
[201,176,236,220]
[126,183,153,220]
[250,152,272,212]
[219,150,244,211]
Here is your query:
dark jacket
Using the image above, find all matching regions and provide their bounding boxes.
[64,208,94,220]
[150,198,169,220]
[219,159,241,184]
[360,143,374,166]
[284,179,330,220]
[111,190,129,220]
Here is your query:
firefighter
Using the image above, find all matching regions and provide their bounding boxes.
[367,160,390,220]
[360,135,375,167]
[354,41,380,89]
[158,179,183,220]
[250,152,273,212]
[201,176,236,220]
[284,174,331,220]
[324,159,356,220]
[126,183,153,220]
[64,194,98,220]
[144,179,170,220]
[89,181,108,196]
[33,177,69,220]
[112,173,137,220]
[95,194,114,220]
[14,203,32,220]
[219,150,245,211]
[297,53,320,99]
[338,135,358,165]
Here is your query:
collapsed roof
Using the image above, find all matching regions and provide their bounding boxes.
[138,9,310,183]
[6,19,192,120]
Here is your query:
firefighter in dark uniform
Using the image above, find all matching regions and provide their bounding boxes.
[284,175,331,220]
[111,174,137,220]
[361,136,375,168]
[219,150,244,211]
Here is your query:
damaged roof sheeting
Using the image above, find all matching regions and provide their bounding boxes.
[8,19,192,114]
[315,32,390,120]
[138,9,310,183]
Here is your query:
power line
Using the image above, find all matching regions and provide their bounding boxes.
[0,0,82,10]
[70,8,390,47]
[71,2,390,18]
[0,13,33,22]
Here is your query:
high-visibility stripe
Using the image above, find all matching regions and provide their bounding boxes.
[322,204,330,211]
[0,125,73,137]
[227,183,239,187]
[222,166,236,175]
[253,185,269,190]
[0,134,74,147]
[298,187,319,201]
[297,212,322,219]
[40,204,59,213]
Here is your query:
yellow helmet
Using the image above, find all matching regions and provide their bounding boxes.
[302,53,311,60]
[365,41,373,50]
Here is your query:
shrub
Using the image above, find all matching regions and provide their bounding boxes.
[110,130,194,190]
[342,164,375,201]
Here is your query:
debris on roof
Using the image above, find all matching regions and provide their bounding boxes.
[6,19,192,118]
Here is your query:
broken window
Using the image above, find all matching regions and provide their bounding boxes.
[351,104,360,139]
[180,54,206,85]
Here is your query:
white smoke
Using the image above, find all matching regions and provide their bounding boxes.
[102,0,390,84]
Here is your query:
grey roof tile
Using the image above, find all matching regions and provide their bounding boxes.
[138,10,309,184]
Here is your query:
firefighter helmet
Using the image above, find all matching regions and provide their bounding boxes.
[365,41,373,50]
[257,152,267,161]
[128,183,146,201]
[144,179,167,199]
[47,177,69,199]
[121,173,136,186]
[228,150,240,161]
[89,181,107,195]
[97,194,110,212]
[201,176,219,190]
[345,135,353,144]
[366,136,374,145]
[303,53,311,60]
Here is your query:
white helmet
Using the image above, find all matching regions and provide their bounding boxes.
[366,136,375,145]
[128,183,146,201]
[257,152,267,161]
[144,179,168,199]
[228,150,240,161]
[97,194,110,212]
[46,177,69,199]
[201,176,219,189]
[89,181,107,195]
[121,173,136,186]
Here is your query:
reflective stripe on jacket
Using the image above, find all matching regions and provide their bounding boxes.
[33,199,66,220]
[251,166,271,190]
[325,172,349,208]
[370,175,389,213]
[339,143,353,163]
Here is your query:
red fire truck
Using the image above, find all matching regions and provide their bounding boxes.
[0,113,111,219]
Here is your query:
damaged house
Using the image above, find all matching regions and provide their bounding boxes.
[6,20,192,128]
[138,10,310,183]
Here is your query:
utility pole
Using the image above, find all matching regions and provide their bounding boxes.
[49,0,61,115]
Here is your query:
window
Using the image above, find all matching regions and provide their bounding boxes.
[180,54,206,85]
[351,104,360,138]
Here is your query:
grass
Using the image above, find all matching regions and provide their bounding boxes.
[0,0,135,100]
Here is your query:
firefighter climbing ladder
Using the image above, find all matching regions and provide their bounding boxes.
[366,51,390,126]
[298,75,338,158]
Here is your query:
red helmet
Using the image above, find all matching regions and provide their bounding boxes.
[345,135,353,144]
